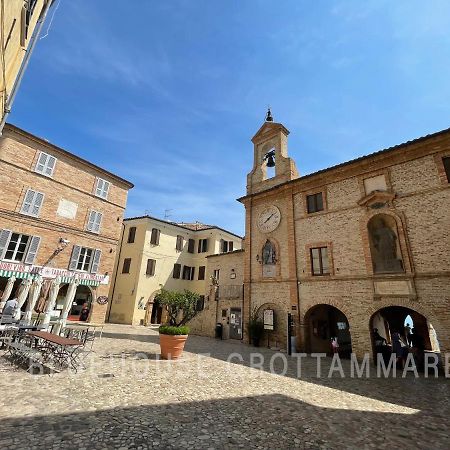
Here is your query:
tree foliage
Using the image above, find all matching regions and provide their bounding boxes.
[156,289,200,327]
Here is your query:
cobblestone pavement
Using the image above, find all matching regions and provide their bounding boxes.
[0,324,449,449]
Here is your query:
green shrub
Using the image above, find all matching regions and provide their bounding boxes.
[156,289,200,326]
[159,325,190,335]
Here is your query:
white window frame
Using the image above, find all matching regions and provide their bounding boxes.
[77,247,94,272]
[86,210,103,234]
[95,177,110,200]
[21,189,44,217]
[3,233,30,262]
[35,151,57,177]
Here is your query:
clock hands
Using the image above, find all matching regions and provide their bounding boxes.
[264,213,275,223]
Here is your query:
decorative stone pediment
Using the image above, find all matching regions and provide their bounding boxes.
[251,122,290,144]
[358,190,395,209]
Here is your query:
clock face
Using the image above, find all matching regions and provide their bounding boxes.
[257,205,281,233]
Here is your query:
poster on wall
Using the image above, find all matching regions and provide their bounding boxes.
[263,309,274,330]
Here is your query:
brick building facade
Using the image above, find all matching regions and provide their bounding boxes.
[0,124,133,325]
[237,115,450,359]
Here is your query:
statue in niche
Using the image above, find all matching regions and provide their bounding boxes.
[370,217,403,273]
[262,240,276,265]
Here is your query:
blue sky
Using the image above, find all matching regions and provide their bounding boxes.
[10,0,450,236]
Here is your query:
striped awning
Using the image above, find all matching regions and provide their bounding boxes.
[59,276,100,287]
[0,270,37,280]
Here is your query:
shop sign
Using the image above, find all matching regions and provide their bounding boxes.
[0,261,109,285]
[263,309,274,331]
[97,296,109,305]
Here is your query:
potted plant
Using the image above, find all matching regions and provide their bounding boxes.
[247,307,264,347]
[157,289,200,359]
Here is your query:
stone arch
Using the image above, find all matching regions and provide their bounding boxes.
[144,289,163,325]
[303,303,353,357]
[255,301,286,349]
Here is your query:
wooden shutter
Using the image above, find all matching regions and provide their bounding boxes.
[35,152,47,173]
[128,227,136,243]
[176,235,183,251]
[24,235,40,264]
[45,155,56,176]
[0,229,12,260]
[229,241,234,252]
[146,259,155,276]
[31,192,44,216]
[91,249,102,273]
[190,267,195,281]
[93,212,102,233]
[69,245,81,270]
[87,211,96,231]
[204,239,209,252]
[220,239,225,253]
[198,266,205,280]
[151,228,160,245]
[173,263,181,279]
[188,239,195,253]
[21,189,35,214]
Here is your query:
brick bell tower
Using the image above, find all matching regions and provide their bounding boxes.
[246,108,299,195]
[240,109,301,351]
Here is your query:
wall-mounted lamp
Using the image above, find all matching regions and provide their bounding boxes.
[54,238,70,255]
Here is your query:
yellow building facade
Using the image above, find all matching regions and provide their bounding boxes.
[0,0,54,131]
[107,216,242,325]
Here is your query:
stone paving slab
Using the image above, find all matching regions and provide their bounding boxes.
[0,324,449,449]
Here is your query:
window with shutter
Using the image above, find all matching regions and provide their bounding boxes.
[0,229,12,260]
[35,152,57,177]
[24,236,40,264]
[21,189,44,217]
[190,267,195,281]
[146,259,156,276]
[198,239,209,253]
[3,232,30,262]
[229,241,234,252]
[173,263,181,279]
[306,193,324,214]
[220,239,225,253]
[128,227,136,243]
[198,266,205,280]
[91,249,102,273]
[122,258,131,274]
[188,239,195,253]
[95,178,110,199]
[87,211,102,233]
[150,228,160,245]
[68,245,82,271]
[176,235,184,251]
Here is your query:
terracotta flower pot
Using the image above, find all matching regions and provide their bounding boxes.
[159,334,188,360]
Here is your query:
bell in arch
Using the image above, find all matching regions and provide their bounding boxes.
[264,149,275,167]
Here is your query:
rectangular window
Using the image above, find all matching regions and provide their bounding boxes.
[4,233,30,262]
[86,210,102,233]
[198,266,205,280]
[198,238,209,253]
[150,228,160,245]
[221,240,234,253]
[310,247,330,276]
[213,269,220,280]
[182,265,195,280]
[443,157,450,183]
[173,263,181,279]
[95,177,110,199]
[68,246,101,273]
[146,259,156,276]
[196,295,205,312]
[35,152,57,177]
[21,189,44,217]
[128,226,136,243]
[187,238,195,253]
[122,258,131,274]
[176,235,184,251]
[306,193,324,214]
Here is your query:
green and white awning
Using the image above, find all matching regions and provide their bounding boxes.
[58,276,100,287]
[0,270,37,280]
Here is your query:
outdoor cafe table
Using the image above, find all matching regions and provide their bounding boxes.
[27,331,83,371]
